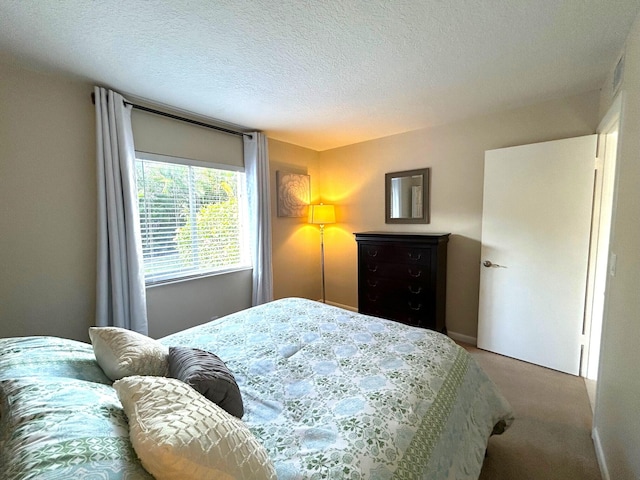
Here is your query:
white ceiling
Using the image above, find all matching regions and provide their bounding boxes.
[1,1,639,151]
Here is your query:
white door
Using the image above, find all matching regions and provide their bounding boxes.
[477,135,596,375]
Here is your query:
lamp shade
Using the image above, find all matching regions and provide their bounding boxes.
[308,204,335,225]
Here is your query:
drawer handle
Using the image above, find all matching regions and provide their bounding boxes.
[408,252,422,260]
[367,249,379,257]
[367,279,379,287]
[408,302,422,311]
[408,268,422,278]
[368,265,379,273]
[408,286,422,294]
[368,294,379,302]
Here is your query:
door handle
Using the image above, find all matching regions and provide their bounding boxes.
[483,260,507,268]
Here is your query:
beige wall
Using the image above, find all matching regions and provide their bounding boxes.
[0,59,609,348]
[268,139,322,301]
[0,59,96,342]
[130,107,251,338]
[594,11,640,480]
[0,59,258,341]
[317,91,600,338]
[146,269,252,338]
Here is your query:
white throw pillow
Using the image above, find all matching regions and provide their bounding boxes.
[89,326,169,381]
[113,376,276,480]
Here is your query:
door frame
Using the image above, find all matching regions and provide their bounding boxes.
[581,94,622,382]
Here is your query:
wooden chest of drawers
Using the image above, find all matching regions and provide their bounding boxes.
[355,232,450,332]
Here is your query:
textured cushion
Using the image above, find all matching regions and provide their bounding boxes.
[89,327,168,381]
[113,376,276,480]
[168,346,244,418]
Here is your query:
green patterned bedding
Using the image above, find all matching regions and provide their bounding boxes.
[0,337,153,479]
[0,298,513,479]
[163,298,513,479]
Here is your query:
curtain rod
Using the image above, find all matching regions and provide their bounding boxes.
[90,92,252,139]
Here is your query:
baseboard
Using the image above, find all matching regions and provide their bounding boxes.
[323,300,358,312]
[447,331,477,346]
[592,427,610,480]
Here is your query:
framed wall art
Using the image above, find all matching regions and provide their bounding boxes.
[276,171,310,217]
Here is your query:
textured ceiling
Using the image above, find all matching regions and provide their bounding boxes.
[1,0,639,151]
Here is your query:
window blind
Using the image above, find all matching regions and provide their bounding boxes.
[131,109,244,168]
[136,156,250,284]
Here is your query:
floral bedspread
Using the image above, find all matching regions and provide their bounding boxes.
[0,336,153,479]
[163,298,514,479]
[0,298,513,480]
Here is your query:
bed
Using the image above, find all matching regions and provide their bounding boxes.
[0,297,513,479]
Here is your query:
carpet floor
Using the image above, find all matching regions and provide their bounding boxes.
[459,344,602,480]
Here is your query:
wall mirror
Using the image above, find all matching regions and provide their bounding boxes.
[385,168,430,224]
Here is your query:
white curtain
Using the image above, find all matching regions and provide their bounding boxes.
[94,87,148,334]
[244,132,274,305]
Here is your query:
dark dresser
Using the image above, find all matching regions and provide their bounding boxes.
[355,232,450,332]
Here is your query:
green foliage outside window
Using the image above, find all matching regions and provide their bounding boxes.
[136,157,247,283]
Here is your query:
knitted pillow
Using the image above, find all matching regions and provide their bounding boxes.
[89,327,168,381]
[113,376,276,480]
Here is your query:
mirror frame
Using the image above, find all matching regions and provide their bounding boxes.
[385,168,430,224]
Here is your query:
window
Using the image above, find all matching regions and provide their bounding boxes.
[135,152,250,285]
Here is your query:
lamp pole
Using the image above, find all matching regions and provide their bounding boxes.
[308,203,335,304]
[320,223,327,303]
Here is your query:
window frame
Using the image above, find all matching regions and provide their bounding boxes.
[135,151,251,286]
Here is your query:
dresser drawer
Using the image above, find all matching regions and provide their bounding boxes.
[360,276,430,306]
[360,260,432,281]
[360,243,431,266]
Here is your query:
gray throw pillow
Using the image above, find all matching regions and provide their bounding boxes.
[167,346,244,418]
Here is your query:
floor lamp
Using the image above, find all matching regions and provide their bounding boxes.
[308,203,335,303]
